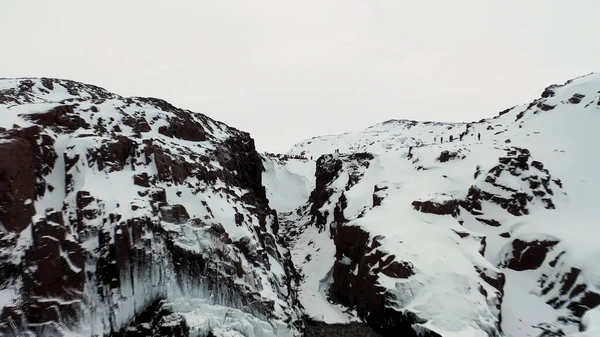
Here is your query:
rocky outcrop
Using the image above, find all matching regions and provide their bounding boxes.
[461,147,563,218]
[1,211,85,336]
[437,150,465,163]
[328,226,429,336]
[308,155,343,230]
[0,138,36,232]
[372,182,389,207]
[495,235,600,328]
[499,238,560,271]
[308,153,373,231]
[412,197,461,217]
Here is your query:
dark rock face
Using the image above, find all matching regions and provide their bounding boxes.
[0,138,36,232]
[159,204,190,224]
[1,212,85,336]
[308,155,343,230]
[541,86,557,98]
[475,218,501,227]
[298,151,505,336]
[223,135,267,200]
[88,136,137,172]
[308,153,373,231]
[328,226,433,336]
[437,150,465,163]
[537,251,600,323]
[568,93,585,104]
[461,147,563,218]
[372,182,389,207]
[412,197,461,217]
[0,78,300,336]
[538,103,556,111]
[500,238,559,271]
[25,105,74,126]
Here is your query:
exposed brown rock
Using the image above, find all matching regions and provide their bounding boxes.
[18,212,85,328]
[75,190,97,231]
[437,150,464,163]
[0,138,36,232]
[373,183,389,207]
[158,117,206,142]
[501,238,559,271]
[564,91,585,104]
[538,103,556,111]
[329,226,428,335]
[160,204,190,224]
[122,115,152,134]
[412,198,460,217]
[0,78,300,336]
[134,172,151,187]
[476,218,501,227]
[88,135,137,172]
[308,155,343,230]
[25,105,73,126]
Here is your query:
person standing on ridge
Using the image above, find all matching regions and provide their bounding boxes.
[441,136,443,143]
[434,137,436,144]
[449,135,453,142]
[477,133,481,141]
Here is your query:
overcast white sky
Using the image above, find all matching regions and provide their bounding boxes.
[2,1,599,152]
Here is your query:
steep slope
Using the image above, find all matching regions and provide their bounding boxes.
[267,73,600,337]
[0,78,302,337]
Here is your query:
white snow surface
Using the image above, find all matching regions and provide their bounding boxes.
[262,156,315,213]
[263,73,600,336]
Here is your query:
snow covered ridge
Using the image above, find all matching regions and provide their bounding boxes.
[0,78,302,336]
[266,73,600,336]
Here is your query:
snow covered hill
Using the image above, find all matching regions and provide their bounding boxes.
[1,73,600,337]
[265,73,600,337]
[0,78,302,337]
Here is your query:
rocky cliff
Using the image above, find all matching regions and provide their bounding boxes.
[0,78,301,337]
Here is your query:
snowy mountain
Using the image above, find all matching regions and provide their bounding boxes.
[0,78,302,337]
[265,73,600,337]
[1,73,600,337]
